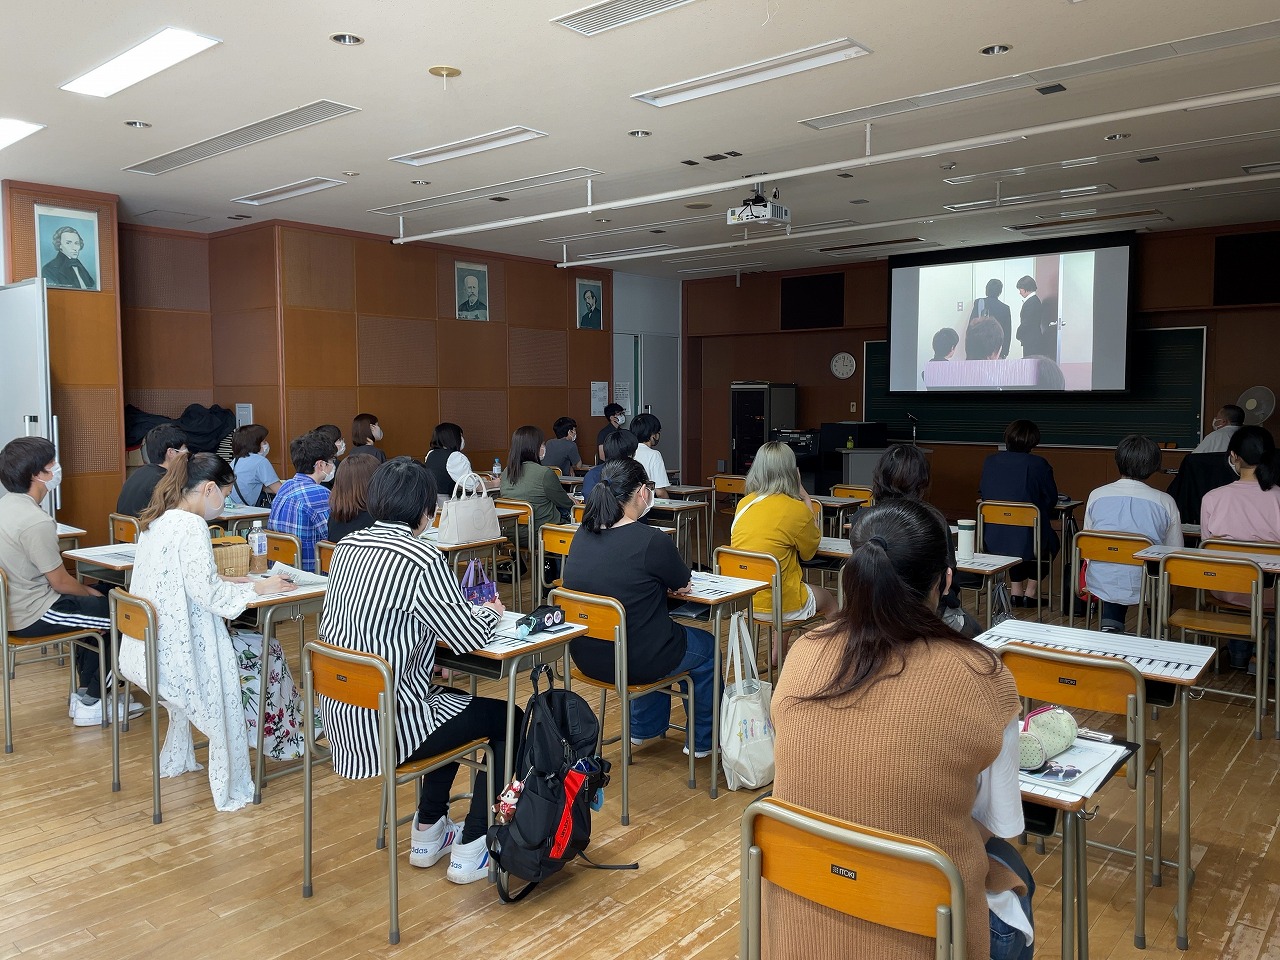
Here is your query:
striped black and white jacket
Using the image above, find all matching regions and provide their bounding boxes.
[318,521,501,778]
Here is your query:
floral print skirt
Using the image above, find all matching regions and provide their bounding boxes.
[231,631,315,762]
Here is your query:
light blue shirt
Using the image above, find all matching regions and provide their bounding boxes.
[229,453,280,507]
[1083,479,1182,605]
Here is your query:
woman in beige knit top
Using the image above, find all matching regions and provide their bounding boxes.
[771,499,1034,960]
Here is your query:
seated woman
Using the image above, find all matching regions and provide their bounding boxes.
[979,418,1060,607]
[121,453,303,812]
[1084,435,1182,634]
[562,458,716,757]
[1201,425,1280,671]
[500,425,575,536]
[425,421,495,494]
[349,412,386,463]
[771,499,1033,960]
[228,423,280,507]
[319,457,511,884]
[327,453,380,542]
[730,441,836,664]
[872,443,979,637]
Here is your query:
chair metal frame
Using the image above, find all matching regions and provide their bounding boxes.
[315,539,336,575]
[740,795,966,960]
[712,474,747,515]
[264,530,302,568]
[1,568,108,752]
[549,586,695,826]
[714,546,822,684]
[1157,550,1270,738]
[493,497,533,612]
[977,500,1050,622]
[301,639,493,946]
[1070,530,1155,635]
[109,512,140,544]
[1000,644,1162,949]
[535,524,575,608]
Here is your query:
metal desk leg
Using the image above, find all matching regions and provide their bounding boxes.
[1061,813,1077,960]
[1077,814,1090,960]
[253,605,279,804]
[709,601,726,801]
[1177,686,1191,950]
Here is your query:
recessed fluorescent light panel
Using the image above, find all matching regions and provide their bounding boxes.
[389,126,547,166]
[1243,161,1280,175]
[943,183,1115,212]
[369,168,602,216]
[61,27,220,97]
[676,262,766,274]
[633,38,871,107]
[577,243,676,259]
[542,213,721,243]
[231,177,345,205]
[553,0,706,36]
[0,118,45,151]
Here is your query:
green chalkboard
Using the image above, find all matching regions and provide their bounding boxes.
[864,327,1205,447]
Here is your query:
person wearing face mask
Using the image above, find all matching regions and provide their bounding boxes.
[1201,425,1280,672]
[314,425,346,491]
[349,413,386,463]
[228,424,281,507]
[425,421,496,494]
[562,457,717,759]
[0,436,137,727]
[596,403,627,463]
[1192,403,1245,454]
[267,431,337,573]
[117,423,190,517]
[125,452,302,811]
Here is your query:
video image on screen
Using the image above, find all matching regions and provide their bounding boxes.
[888,240,1130,393]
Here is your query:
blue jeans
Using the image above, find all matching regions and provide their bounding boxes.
[629,625,717,753]
[987,836,1035,960]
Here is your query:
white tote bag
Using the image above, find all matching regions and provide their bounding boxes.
[720,611,775,790]
[437,474,501,544]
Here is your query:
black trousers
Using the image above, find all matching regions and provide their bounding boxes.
[12,595,111,698]
[405,695,522,842]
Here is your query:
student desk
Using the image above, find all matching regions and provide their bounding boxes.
[648,498,706,567]
[63,542,136,589]
[1056,499,1084,614]
[215,504,271,536]
[976,618,1216,951]
[56,522,86,552]
[534,521,678,607]
[248,580,328,803]
[809,494,866,537]
[669,570,768,800]
[436,611,589,787]
[426,528,509,579]
[558,475,584,490]
[664,484,714,566]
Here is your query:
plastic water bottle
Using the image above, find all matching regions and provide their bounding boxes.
[248,520,268,574]
[492,457,502,479]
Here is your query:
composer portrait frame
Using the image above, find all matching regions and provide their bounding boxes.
[35,204,101,292]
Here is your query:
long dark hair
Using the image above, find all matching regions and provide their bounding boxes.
[1229,424,1280,491]
[329,453,380,522]
[582,458,648,533]
[139,453,233,532]
[807,499,994,701]
[505,425,544,485]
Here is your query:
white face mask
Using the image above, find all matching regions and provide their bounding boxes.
[613,415,625,427]
[335,440,346,458]
[460,436,466,451]
[1229,453,1242,477]
[202,485,227,521]
[638,485,653,518]
[371,424,383,442]
[260,442,270,457]
[39,463,63,491]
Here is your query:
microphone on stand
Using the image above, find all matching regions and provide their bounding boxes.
[906,412,919,446]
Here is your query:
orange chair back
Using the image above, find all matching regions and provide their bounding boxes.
[572,503,585,523]
[265,531,302,567]
[1075,530,1152,567]
[1161,552,1263,595]
[316,540,336,575]
[110,513,140,544]
[494,498,533,527]
[713,474,746,496]
[112,590,157,642]
[1001,644,1141,716]
[832,484,874,504]
[307,640,389,710]
[541,525,576,559]
[979,501,1038,529]
[550,587,623,641]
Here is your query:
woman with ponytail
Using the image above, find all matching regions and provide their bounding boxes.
[770,499,1033,960]
[1201,425,1280,670]
[562,458,717,757]
[123,453,307,812]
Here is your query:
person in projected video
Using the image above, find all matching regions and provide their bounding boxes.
[931,327,959,362]
[1015,276,1056,360]
[964,316,1004,361]
[969,278,1011,358]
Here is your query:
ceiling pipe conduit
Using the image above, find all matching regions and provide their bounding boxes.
[390,82,1280,246]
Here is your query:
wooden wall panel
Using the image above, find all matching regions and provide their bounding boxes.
[122,308,214,388]
[210,226,277,313]
[354,238,436,319]
[356,386,438,460]
[120,227,210,312]
[439,389,508,460]
[508,388,569,443]
[212,308,279,385]
[506,260,569,330]
[357,315,437,385]
[53,386,121,474]
[509,328,567,386]
[282,308,357,387]
[437,318,508,388]
[567,327,611,384]
[1136,233,1214,311]
[285,388,360,439]
[124,388,215,419]
[213,384,284,476]
[845,262,890,327]
[685,274,777,337]
[45,293,125,387]
[281,228,354,311]
[57,476,120,546]
[436,254,506,321]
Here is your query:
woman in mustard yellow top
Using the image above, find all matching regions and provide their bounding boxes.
[731,442,837,664]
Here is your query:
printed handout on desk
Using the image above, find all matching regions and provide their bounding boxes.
[267,561,327,586]
[1020,739,1130,802]
[69,543,137,565]
[479,612,576,655]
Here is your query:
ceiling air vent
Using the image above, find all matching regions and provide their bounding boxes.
[552,0,705,36]
[124,100,359,176]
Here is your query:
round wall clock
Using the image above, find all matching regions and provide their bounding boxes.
[830,351,857,379]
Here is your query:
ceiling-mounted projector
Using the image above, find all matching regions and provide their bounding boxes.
[727,190,790,226]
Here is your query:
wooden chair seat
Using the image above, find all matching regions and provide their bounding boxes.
[570,666,686,696]
[395,737,489,778]
[1168,608,1254,637]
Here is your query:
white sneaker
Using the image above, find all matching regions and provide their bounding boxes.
[71,694,144,727]
[446,834,491,884]
[682,745,712,759]
[410,814,460,869]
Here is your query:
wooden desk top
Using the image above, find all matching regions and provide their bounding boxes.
[216,504,271,522]
[810,495,866,508]
[246,582,326,607]
[666,484,714,496]
[815,537,1019,575]
[439,611,587,660]
[674,570,768,605]
[650,498,705,512]
[56,522,87,538]
[62,543,136,570]
[1133,543,1280,573]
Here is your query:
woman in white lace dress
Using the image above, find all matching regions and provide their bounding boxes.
[119,453,303,811]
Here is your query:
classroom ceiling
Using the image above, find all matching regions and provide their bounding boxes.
[4,0,1280,280]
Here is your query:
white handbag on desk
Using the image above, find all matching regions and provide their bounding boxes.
[720,611,775,790]
[437,474,501,544]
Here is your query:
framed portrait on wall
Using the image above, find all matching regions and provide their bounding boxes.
[35,204,101,292]
[455,261,490,320]
[576,278,603,329]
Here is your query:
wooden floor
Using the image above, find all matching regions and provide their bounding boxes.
[3,552,1280,958]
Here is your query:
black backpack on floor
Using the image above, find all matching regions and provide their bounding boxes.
[487,664,635,902]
